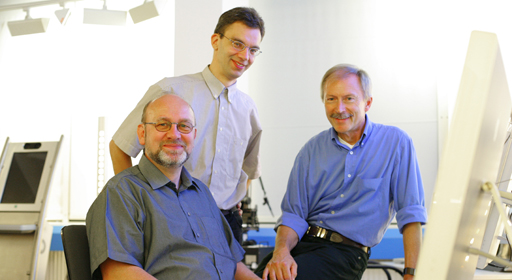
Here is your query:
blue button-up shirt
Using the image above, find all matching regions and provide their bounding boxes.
[278,116,427,247]
[86,155,245,279]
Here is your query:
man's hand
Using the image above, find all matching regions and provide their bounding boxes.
[262,248,297,280]
[237,202,243,216]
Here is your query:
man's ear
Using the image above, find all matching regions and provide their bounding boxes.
[211,33,220,51]
[137,124,146,146]
[365,97,373,112]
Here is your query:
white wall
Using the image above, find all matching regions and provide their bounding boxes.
[247,0,512,222]
[1,0,512,222]
[249,0,439,222]
[0,0,175,220]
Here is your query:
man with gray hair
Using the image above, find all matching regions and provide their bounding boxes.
[254,64,427,280]
[87,95,261,279]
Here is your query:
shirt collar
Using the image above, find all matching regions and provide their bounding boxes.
[138,155,198,191]
[201,65,238,104]
[330,114,374,148]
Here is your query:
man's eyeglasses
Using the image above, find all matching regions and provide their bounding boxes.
[219,33,262,57]
[144,121,195,134]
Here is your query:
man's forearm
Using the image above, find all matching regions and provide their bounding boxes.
[100,258,156,280]
[109,140,133,175]
[274,225,299,253]
[402,222,422,279]
[235,262,261,279]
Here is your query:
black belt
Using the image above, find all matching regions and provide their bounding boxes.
[305,225,368,253]
[220,206,237,215]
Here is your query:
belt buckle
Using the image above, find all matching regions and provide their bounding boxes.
[330,232,344,243]
[317,227,327,238]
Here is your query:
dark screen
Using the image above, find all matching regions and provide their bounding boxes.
[1,152,47,204]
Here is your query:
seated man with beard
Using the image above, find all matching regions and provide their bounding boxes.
[86,94,260,280]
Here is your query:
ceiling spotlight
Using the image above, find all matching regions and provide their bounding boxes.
[83,0,127,26]
[8,9,50,36]
[55,4,71,25]
[129,0,167,24]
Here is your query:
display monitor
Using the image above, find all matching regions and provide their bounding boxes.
[416,31,512,279]
[0,137,61,212]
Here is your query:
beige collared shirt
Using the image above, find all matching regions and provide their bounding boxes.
[112,66,262,209]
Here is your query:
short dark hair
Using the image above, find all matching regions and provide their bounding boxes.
[320,64,371,102]
[214,7,265,39]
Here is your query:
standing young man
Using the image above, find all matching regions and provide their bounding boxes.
[109,7,265,244]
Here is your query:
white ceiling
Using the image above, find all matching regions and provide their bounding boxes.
[0,0,76,11]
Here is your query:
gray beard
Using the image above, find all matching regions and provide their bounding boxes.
[149,148,189,168]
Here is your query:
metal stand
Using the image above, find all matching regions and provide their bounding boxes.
[470,182,512,268]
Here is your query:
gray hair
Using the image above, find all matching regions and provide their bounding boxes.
[320,64,371,102]
[141,93,196,124]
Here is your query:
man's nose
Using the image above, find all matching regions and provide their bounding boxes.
[238,47,250,60]
[165,124,181,138]
[337,100,346,111]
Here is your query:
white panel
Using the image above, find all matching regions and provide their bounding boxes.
[416,31,511,280]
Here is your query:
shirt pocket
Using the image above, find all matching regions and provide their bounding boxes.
[200,216,230,255]
[353,177,385,204]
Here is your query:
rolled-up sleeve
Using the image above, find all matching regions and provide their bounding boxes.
[277,150,311,239]
[393,135,428,232]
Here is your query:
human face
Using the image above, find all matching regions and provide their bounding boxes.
[137,95,196,169]
[324,74,372,144]
[210,21,262,86]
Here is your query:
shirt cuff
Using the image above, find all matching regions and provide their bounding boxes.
[276,212,310,240]
[396,204,427,233]
[112,135,142,158]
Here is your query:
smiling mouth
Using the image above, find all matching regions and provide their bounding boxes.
[161,140,186,150]
[164,144,182,149]
[233,60,246,69]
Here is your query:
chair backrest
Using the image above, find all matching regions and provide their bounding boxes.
[61,225,92,280]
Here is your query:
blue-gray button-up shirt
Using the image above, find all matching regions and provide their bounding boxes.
[86,155,245,279]
[278,116,427,247]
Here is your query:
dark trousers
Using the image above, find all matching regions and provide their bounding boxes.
[254,236,369,280]
[223,209,243,245]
